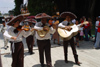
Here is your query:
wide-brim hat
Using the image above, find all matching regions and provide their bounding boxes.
[7,15,24,26]
[35,13,51,19]
[21,13,30,17]
[24,19,37,23]
[27,16,35,19]
[60,12,77,19]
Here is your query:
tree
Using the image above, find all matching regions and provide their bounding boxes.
[14,0,23,15]
[28,0,57,15]
[55,0,99,21]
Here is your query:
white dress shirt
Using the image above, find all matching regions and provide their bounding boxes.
[95,21,99,29]
[0,24,7,33]
[34,22,56,40]
[3,26,32,42]
[58,20,72,28]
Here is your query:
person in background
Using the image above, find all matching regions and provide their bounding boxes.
[94,16,100,49]
[75,20,80,47]
[52,17,61,45]
[94,17,99,43]
[25,19,36,55]
[80,26,84,41]
[0,18,9,49]
[81,16,90,41]
[88,18,92,37]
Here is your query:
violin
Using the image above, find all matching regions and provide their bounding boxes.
[16,25,30,31]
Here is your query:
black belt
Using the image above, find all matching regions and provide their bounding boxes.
[37,39,50,41]
[9,41,22,44]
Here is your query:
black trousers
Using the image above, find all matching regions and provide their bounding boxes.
[37,39,52,65]
[11,42,24,67]
[63,37,79,63]
[26,35,34,52]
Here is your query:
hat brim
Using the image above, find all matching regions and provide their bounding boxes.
[21,13,30,17]
[24,19,37,23]
[35,13,51,19]
[60,12,77,19]
[27,16,35,19]
[7,15,24,26]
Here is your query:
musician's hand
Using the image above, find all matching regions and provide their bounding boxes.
[11,37,17,40]
[31,28,37,31]
[80,24,84,27]
[65,26,72,31]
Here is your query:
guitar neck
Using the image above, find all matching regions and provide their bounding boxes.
[77,24,82,27]
[76,21,88,27]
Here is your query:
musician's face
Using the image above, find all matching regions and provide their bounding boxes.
[41,18,47,24]
[65,16,71,22]
[13,21,20,27]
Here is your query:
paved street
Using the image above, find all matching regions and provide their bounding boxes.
[0,32,100,67]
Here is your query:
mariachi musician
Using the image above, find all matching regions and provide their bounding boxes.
[24,19,36,55]
[3,15,34,67]
[58,12,81,65]
[34,13,56,67]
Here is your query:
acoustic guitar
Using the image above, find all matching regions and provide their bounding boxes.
[37,20,59,38]
[57,21,89,40]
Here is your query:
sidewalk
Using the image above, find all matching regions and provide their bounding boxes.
[0,33,100,67]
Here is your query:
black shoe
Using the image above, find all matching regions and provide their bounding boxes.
[47,64,52,67]
[58,44,61,46]
[41,64,44,67]
[65,60,68,63]
[93,47,100,49]
[75,62,82,66]
[30,52,35,55]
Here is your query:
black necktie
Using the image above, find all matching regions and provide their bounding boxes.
[42,24,45,27]
[67,22,70,26]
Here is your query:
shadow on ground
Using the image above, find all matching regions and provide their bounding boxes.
[4,54,11,58]
[32,60,78,67]
[54,60,77,67]
[32,64,43,67]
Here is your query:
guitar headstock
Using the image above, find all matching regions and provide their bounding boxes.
[82,21,89,25]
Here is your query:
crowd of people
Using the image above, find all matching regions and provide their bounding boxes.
[0,12,100,67]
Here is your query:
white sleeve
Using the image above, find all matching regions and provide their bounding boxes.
[22,30,32,38]
[96,21,99,26]
[3,30,12,40]
[34,23,43,30]
[49,27,56,34]
[58,23,66,28]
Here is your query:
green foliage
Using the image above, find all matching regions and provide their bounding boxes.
[0,13,1,15]
[14,0,23,15]
[28,0,57,15]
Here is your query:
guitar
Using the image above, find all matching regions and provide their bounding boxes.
[37,20,59,38]
[57,21,89,40]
